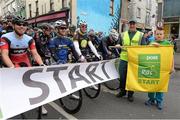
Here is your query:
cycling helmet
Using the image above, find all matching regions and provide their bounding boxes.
[88,29,95,36]
[109,29,119,42]
[12,16,27,25]
[39,23,52,30]
[79,20,87,26]
[5,15,14,20]
[69,24,76,32]
[54,20,66,28]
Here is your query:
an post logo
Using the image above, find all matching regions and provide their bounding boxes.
[138,54,160,79]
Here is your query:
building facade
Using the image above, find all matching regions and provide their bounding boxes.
[158,0,180,39]
[25,0,76,27]
[122,0,157,32]
[0,0,26,18]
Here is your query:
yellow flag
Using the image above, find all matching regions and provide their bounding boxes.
[126,46,173,92]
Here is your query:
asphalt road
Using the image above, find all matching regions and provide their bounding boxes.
[12,70,180,119]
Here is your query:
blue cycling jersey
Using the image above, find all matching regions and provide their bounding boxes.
[49,36,74,64]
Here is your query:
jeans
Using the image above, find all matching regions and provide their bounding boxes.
[148,92,164,103]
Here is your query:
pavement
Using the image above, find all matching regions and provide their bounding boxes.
[174,52,180,70]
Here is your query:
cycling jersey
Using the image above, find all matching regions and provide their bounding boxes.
[35,32,52,58]
[49,36,78,64]
[73,31,91,55]
[99,36,120,59]
[1,32,36,67]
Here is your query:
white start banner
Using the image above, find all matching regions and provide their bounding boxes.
[0,59,119,120]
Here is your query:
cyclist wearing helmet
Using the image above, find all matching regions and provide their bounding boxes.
[49,20,79,64]
[5,15,14,33]
[0,16,48,114]
[67,24,76,39]
[87,29,101,51]
[1,16,44,67]
[99,29,120,60]
[73,21,101,61]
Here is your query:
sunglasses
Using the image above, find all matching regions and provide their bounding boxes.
[59,27,67,30]
[81,25,87,28]
[16,22,28,27]
[7,20,12,22]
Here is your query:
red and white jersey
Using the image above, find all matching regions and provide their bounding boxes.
[1,32,36,67]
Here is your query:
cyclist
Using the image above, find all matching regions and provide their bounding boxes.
[49,20,79,64]
[73,21,101,62]
[5,15,14,33]
[87,29,101,51]
[35,23,53,65]
[99,29,120,60]
[0,16,47,114]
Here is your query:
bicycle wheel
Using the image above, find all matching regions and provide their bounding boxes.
[21,107,41,119]
[59,90,82,114]
[83,84,101,99]
[104,78,120,90]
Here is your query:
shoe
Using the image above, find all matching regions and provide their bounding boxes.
[41,106,48,115]
[145,99,156,106]
[127,96,134,102]
[116,91,126,98]
[157,102,163,110]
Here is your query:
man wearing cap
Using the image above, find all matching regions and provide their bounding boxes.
[116,19,147,102]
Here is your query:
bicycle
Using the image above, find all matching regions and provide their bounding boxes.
[83,52,101,99]
[49,47,83,114]
[103,47,120,90]
[8,62,42,119]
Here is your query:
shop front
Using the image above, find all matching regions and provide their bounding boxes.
[26,9,69,27]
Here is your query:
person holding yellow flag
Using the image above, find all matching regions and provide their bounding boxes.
[145,27,175,110]
[115,19,146,102]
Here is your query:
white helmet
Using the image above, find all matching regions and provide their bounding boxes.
[79,20,87,26]
[54,20,66,28]
[109,29,119,42]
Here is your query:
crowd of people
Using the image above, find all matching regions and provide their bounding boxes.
[0,15,175,115]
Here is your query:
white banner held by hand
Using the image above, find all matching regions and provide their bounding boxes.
[0,59,119,120]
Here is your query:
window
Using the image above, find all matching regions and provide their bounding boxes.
[62,0,67,8]
[137,7,141,18]
[110,0,114,16]
[50,0,54,11]
[42,5,43,14]
[29,4,32,18]
[44,3,46,13]
[146,12,150,25]
[35,0,39,16]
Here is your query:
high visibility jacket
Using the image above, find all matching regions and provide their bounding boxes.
[120,31,143,61]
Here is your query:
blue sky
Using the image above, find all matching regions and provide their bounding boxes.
[77,0,120,35]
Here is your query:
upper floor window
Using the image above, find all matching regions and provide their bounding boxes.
[29,4,32,18]
[137,7,141,18]
[35,0,39,16]
[50,0,54,11]
[62,0,67,8]
[110,0,114,16]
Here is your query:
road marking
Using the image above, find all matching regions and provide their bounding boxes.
[49,102,78,120]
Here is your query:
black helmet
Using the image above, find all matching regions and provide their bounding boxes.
[69,24,76,32]
[12,16,27,25]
